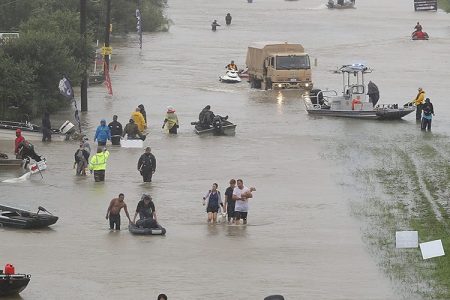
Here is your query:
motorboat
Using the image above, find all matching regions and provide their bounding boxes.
[219,69,242,84]
[412,31,429,40]
[0,205,58,229]
[0,266,30,296]
[327,0,355,9]
[303,64,415,120]
[191,116,237,136]
[129,223,166,235]
[0,120,76,141]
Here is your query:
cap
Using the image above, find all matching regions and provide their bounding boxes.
[167,106,175,113]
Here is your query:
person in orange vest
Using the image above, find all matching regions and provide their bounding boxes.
[131,108,147,132]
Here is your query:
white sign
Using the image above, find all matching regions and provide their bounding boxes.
[419,240,445,260]
[120,139,143,148]
[396,231,419,248]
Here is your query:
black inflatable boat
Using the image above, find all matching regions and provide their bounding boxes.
[128,223,166,235]
[0,205,58,229]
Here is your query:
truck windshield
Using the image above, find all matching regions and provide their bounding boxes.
[276,55,310,70]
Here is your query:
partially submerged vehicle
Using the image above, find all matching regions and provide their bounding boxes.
[303,64,415,120]
[219,69,242,83]
[0,265,30,296]
[0,120,76,141]
[327,0,355,9]
[191,116,236,136]
[0,205,58,229]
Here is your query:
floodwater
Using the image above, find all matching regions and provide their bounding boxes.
[1,0,450,299]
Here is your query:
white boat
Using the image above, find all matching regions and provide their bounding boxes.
[327,0,355,9]
[303,64,415,120]
[219,69,242,84]
[0,120,75,141]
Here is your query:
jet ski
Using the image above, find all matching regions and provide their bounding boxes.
[412,31,429,40]
[0,265,30,296]
[219,69,241,83]
[0,205,58,229]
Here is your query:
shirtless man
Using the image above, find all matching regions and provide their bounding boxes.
[106,193,132,230]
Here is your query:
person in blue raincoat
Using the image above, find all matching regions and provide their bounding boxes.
[94,119,111,146]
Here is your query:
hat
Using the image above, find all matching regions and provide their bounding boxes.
[167,106,175,113]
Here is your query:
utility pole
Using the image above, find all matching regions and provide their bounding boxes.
[80,0,88,111]
[104,0,111,72]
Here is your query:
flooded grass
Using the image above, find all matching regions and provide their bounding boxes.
[330,136,450,299]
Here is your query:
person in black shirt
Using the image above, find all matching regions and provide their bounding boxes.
[108,115,123,145]
[42,112,52,142]
[138,104,147,123]
[133,194,158,228]
[224,179,236,224]
[137,147,156,182]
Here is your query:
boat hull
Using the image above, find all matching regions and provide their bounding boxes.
[0,205,58,229]
[0,275,30,296]
[306,107,414,120]
[0,159,23,167]
[194,123,236,136]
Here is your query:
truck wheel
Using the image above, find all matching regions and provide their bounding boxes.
[264,78,272,90]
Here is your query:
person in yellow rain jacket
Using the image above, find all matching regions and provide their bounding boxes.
[413,87,425,120]
[89,147,110,182]
[131,108,147,132]
[162,106,179,134]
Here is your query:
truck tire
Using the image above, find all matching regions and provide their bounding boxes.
[264,78,272,90]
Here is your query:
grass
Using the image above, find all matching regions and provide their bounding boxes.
[331,137,450,298]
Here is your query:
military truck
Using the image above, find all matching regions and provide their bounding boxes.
[245,42,312,90]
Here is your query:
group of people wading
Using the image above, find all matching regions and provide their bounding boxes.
[407,87,435,131]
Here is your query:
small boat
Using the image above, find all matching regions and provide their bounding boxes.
[303,64,415,120]
[128,223,166,235]
[0,267,30,296]
[219,69,242,84]
[0,205,58,229]
[327,0,355,9]
[191,117,236,136]
[0,120,75,141]
[411,31,429,40]
[0,157,23,167]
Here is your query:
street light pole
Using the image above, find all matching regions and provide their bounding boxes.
[80,0,88,111]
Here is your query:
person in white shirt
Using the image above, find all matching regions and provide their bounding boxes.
[232,179,255,225]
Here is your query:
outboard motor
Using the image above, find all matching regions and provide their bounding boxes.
[212,115,224,134]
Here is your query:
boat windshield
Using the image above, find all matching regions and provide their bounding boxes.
[276,55,310,70]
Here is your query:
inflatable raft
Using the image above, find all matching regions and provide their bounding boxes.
[128,224,166,235]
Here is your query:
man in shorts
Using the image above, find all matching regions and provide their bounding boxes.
[106,193,132,230]
[224,179,236,224]
[232,179,253,225]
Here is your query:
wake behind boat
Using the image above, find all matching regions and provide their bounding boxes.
[303,64,415,120]
[0,205,58,229]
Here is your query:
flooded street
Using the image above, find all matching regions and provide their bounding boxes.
[1,0,450,298]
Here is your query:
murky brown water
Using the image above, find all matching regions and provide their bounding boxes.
[1,0,450,299]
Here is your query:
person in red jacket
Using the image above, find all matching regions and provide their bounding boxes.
[14,129,25,157]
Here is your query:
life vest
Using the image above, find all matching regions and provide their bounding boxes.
[227,64,237,70]
[89,151,110,171]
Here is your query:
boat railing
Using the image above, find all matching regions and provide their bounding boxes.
[304,89,337,109]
